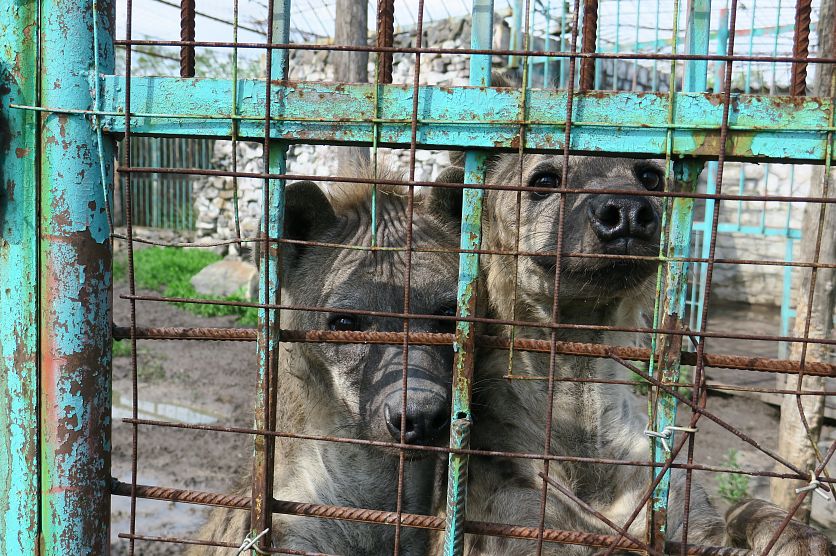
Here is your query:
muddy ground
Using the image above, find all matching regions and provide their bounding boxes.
[110,283,835,554]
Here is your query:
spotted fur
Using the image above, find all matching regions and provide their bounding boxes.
[436,153,832,555]
[191,174,462,555]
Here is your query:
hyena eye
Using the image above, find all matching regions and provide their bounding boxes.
[528,173,560,199]
[637,166,664,191]
[327,314,361,332]
[434,305,457,333]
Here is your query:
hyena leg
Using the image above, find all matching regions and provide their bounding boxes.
[724,498,834,556]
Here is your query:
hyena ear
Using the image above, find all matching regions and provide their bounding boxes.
[428,166,465,224]
[251,180,335,269]
[283,180,336,243]
[490,70,517,88]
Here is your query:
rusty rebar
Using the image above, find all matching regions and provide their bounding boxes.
[110,481,751,555]
[375,0,395,84]
[791,0,813,96]
[111,324,836,377]
[579,0,599,91]
[179,0,196,77]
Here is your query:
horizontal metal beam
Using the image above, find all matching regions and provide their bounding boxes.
[95,77,834,163]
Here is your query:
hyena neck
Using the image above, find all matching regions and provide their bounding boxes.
[480,259,649,477]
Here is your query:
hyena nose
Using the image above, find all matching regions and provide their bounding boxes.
[587,194,658,242]
[384,396,449,445]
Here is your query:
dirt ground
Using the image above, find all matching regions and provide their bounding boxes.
[110,284,835,554]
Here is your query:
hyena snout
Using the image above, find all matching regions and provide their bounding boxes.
[383,390,450,445]
[587,194,658,249]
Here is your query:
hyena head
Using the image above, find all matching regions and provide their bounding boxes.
[273,176,461,449]
[439,154,663,316]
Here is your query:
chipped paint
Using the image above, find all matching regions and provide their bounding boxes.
[1,0,40,553]
[443,1,492,551]
[100,76,835,163]
[37,0,115,553]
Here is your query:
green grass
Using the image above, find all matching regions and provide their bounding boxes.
[114,247,258,326]
[716,449,751,504]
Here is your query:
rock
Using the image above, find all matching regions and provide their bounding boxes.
[190,258,257,298]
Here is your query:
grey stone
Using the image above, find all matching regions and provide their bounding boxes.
[190,258,258,298]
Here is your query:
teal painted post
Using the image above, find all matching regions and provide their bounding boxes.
[250,0,291,550]
[442,0,492,552]
[646,0,709,547]
[0,0,40,553]
[38,0,115,553]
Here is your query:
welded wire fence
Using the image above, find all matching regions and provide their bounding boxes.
[114,136,212,230]
[2,0,836,555]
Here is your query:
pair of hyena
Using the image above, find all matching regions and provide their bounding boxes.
[192,155,831,555]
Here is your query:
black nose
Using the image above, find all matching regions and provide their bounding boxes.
[384,396,449,445]
[587,194,658,242]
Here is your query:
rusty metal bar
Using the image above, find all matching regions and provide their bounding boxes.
[38,0,115,552]
[375,0,395,83]
[179,0,196,77]
[579,0,599,90]
[442,1,492,550]
[121,416,836,484]
[109,481,752,555]
[791,0,813,96]
[646,0,710,547]
[0,0,39,551]
[110,325,836,377]
[249,0,291,550]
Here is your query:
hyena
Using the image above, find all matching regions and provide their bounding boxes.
[435,153,832,555]
[191,172,463,555]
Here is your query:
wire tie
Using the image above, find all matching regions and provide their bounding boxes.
[644,426,698,452]
[794,470,832,502]
[236,528,271,555]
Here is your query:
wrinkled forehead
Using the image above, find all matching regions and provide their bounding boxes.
[522,154,665,182]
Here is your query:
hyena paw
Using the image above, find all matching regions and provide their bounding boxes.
[725,498,833,555]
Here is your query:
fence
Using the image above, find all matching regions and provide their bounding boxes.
[1,0,835,555]
[115,136,213,230]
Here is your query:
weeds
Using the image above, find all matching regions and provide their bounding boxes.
[113,247,258,326]
[716,449,750,504]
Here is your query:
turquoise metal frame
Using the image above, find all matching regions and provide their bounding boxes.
[1,0,833,554]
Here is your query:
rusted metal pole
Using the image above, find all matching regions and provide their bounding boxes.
[790,0,813,96]
[0,0,39,552]
[579,0,599,91]
[180,0,196,77]
[375,0,395,83]
[38,0,115,552]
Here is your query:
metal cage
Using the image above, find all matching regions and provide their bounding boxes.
[1,0,835,554]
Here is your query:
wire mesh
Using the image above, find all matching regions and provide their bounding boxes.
[5,0,836,554]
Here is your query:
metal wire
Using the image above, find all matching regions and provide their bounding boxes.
[96,1,836,555]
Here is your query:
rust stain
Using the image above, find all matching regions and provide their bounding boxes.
[16,147,30,159]
[53,79,61,90]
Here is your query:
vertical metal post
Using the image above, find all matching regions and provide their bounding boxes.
[251,0,290,550]
[38,0,114,553]
[0,0,40,553]
[696,6,728,334]
[509,0,523,68]
[646,0,709,548]
[442,1,492,553]
[579,0,598,90]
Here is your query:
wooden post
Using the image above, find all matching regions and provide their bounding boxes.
[770,0,835,523]
[334,0,370,170]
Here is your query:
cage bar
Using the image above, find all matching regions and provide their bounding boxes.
[37,0,115,553]
[0,1,40,553]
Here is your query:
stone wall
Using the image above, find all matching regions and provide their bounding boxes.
[191,15,815,310]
